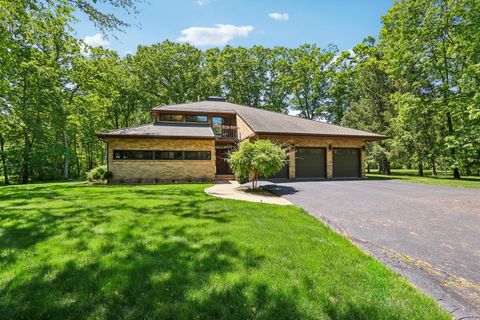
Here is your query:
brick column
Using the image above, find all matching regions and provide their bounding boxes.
[326,147,333,178]
[288,147,296,179]
[361,148,366,178]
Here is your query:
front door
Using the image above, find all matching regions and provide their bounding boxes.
[216,148,233,174]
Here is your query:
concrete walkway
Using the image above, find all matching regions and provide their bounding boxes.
[205,181,292,205]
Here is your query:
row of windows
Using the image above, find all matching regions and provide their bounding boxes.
[159,114,208,123]
[113,150,211,161]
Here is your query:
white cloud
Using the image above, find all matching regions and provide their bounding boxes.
[83,33,109,47]
[195,0,209,5]
[177,24,254,46]
[268,12,289,21]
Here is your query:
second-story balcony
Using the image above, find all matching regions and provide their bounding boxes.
[213,125,239,141]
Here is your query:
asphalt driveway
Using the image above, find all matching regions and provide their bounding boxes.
[265,179,480,317]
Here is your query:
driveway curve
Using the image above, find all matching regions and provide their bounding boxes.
[264,179,480,318]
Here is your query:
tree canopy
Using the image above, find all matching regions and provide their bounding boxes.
[228,140,287,189]
[1,0,479,184]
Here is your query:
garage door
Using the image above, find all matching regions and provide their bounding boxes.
[333,148,361,178]
[295,147,326,178]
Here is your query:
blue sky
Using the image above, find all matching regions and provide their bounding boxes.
[75,0,394,55]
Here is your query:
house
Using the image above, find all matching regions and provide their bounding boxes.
[97,97,386,183]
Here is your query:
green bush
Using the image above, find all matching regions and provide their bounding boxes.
[228,140,287,189]
[87,166,113,182]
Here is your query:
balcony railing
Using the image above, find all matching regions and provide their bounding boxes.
[213,125,239,141]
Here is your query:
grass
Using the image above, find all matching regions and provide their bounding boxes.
[0,182,449,320]
[368,168,480,188]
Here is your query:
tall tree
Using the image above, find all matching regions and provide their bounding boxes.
[286,44,337,120]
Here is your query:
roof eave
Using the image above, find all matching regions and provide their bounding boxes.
[96,134,215,140]
[150,109,236,115]
[255,131,388,140]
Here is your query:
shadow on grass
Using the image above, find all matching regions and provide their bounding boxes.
[0,215,313,320]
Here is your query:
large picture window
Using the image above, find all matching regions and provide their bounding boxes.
[185,115,208,123]
[113,150,211,161]
[159,114,184,122]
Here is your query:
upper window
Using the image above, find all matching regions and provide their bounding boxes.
[185,115,208,123]
[160,114,183,122]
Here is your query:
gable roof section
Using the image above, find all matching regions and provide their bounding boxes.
[152,100,386,139]
[97,122,214,139]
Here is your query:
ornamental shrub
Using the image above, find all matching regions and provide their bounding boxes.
[87,166,113,182]
[228,140,287,189]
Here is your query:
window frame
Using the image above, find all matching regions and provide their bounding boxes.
[113,150,154,160]
[184,115,209,123]
[159,114,184,122]
[113,150,211,161]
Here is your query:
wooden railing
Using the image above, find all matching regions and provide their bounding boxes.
[213,125,239,140]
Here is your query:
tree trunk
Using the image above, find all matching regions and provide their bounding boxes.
[446,113,461,179]
[21,133,31,184]
[418,162,424,177]
[63,132,69,179]
[367,163,370,174]
[0,133,9,185]
[73,133,80,178]
[431,160,437,176]
[383,158,391,175]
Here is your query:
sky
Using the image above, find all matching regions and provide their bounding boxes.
[74,0,394,55]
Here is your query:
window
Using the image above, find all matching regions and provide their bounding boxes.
[185,115,208,123]
[159,114,183,122]
[113,150,211,161]
[184,151,211,160]
[156,151,183,160]
[113,150,154,160]
[212,116,224,135]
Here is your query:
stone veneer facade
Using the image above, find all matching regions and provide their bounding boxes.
[106,137,216,183]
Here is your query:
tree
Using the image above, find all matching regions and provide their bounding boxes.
[286,44,337,120]
[228,140,287,189]
[341,39,395,174]
[379,0,480,179]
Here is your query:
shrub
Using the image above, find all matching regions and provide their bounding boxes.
[87,166,113,182]
[228,140,287,189]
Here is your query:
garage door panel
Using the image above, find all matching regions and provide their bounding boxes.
[295,147,326,178]
[333,148,360,178]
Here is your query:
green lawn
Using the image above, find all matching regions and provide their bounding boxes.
[0,182,449,320]
[368,169,480,188]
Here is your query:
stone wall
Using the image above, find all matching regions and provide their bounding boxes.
[257,135,367,178]
[106,137,216,183]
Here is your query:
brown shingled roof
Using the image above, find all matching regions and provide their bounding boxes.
[97,122,214,139]
[152,100,386,139]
